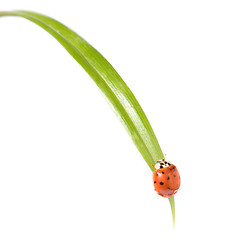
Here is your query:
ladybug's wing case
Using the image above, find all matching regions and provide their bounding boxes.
[153,164,180,198]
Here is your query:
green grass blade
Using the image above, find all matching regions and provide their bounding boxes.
[168,196,175,228]
[0,10,175,225]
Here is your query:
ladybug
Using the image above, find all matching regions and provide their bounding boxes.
[153,159,180,198]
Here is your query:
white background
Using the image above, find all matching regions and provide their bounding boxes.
[0,1,240,239]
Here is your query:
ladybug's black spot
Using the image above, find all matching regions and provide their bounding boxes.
[162,171,164,174]
[160,166,163,169]
[173,175,176,177]
[160,182,164,185]
[167,187,170,189]
[167,176,170,180]
[154,181,156,184]
[173,167,175,171]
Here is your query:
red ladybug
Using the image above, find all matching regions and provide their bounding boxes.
[153,159,180,198]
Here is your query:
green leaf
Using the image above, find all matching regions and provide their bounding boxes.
[0,10,175,226]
